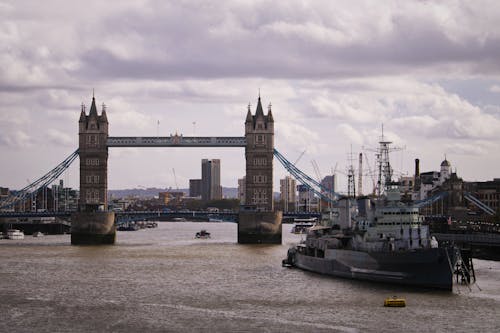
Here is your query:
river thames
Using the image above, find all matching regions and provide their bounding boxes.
[1,222,499,332]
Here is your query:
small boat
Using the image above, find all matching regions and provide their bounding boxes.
[384,296,406,307]
[33,231,44,237]
[7,229,25,240]
[195,230,211,239]
[117,223,140,231]
[290,220,315,234]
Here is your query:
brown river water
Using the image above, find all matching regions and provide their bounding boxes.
[1,222,499,332]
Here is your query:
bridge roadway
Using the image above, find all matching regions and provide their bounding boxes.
[0,210,320,222]
[107,136,246,147]
[433,232,500,248]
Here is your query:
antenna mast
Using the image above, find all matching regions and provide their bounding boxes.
[358,153,363,196]
[375,124,403,196]
[347,145,356,198]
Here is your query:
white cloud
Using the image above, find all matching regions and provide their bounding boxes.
[490,85,500,93]
[0,130,33,148]
[336,123,364,145]
[46,128,73,147]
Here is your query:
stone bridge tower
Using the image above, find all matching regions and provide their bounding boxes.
[239,96,282,244]
[244,96,274,210]
[78,95,109,210]
[72,94,115,245]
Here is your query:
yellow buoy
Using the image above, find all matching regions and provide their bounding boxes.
[384,296,406,307]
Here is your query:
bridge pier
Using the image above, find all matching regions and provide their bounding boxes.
[71,211,115,245]
[238,210,282,244]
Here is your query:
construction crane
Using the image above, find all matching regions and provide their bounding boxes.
[293,150,306,166]
[311,159,323,183]
[332,162,338,193]
[172,168,178,190]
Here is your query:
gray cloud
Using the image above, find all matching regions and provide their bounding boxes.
[2,1,500,189]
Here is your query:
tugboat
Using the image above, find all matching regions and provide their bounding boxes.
[283,134,465,291]
[195,230,211,239]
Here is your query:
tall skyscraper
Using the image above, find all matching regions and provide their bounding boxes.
[201,159,222,201]
[297,184,316,212]
[189,179,202,197]
[280,176,297,211]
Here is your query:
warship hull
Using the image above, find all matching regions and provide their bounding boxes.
[288,247,454,291]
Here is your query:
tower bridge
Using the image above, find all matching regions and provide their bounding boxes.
[1,93,343,245]
[73,94,280,245]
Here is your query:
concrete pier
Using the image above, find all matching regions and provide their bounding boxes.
[71,211,115,245]
[238,211,282,244]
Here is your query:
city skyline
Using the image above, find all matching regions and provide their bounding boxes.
[2,1,500,193]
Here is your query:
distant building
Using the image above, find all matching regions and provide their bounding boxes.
[238,176,246,203]
[51,180,79,212]
[320,175,336,193]
[280,176,296,211]
[201,159,222,201]
[158,192,171,205]
[0,187,9,199]
[416,158,452,200]
[297,184,317,212]
[159,191,185,206]
[189,179,202,198]
[466,178,500,213]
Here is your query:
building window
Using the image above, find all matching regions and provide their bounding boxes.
[86,175,100,184]
[86,135,99,147]
[255,135,264,144]
[86,158,100,166]
[252,189,268,204]
[253,157,267,166]
[253,175,267,183]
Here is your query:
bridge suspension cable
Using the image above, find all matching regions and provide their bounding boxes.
[463,192,495,215]
[413,191,448,208]
[273,149,341,204]
[0,149,80,210]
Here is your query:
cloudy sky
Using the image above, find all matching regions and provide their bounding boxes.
[1,0,500,193]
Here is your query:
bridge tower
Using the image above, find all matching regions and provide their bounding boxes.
[72,94,115,245]
[239,96,282,244]
[78,95,109,210]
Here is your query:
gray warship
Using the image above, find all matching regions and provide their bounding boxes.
[283,134,465,291]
